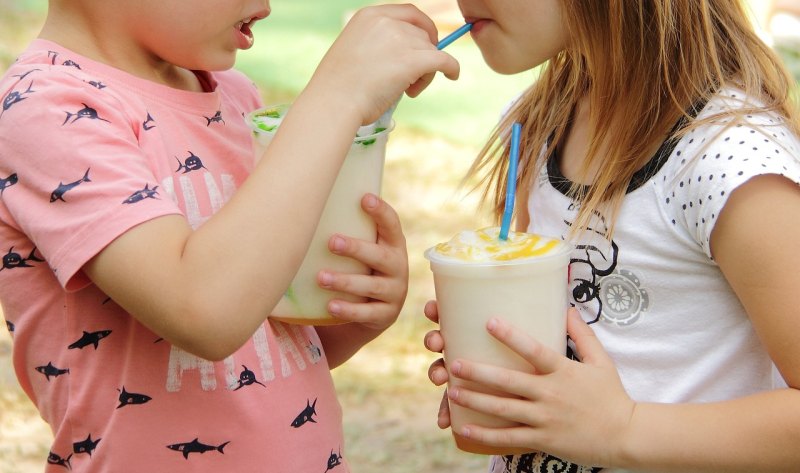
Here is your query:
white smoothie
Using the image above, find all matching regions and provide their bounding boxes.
[426,226,572,454]
[248,104,393,325]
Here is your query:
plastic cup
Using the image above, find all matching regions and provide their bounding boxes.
[247,104,394,325]
[425,229,571,454]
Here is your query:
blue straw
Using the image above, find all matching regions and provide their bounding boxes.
[437,23,473,50]
[499,123,522,241]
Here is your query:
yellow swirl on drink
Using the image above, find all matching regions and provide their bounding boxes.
[431,226,563,262]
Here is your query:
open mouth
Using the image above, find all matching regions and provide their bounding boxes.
[235,10,269,48]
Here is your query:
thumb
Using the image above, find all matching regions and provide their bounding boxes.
[567,308,613,367]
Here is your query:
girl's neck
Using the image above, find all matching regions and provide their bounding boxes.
[559,96,597,185]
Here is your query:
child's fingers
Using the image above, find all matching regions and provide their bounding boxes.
[326,298,395,327]
[485,317,563,375]
[423,299,439,323]
[361,194,406,250]
[318,271,404,302]
[447,386,538,427]
[327,234,401,276]
[356,4,440,44]
[449,359,539,401]
[437,390,452,429]
[566,308,612,367]
[424,329,444,354]
[427,357,448,386]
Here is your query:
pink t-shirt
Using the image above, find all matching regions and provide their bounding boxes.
[0,40,348,472]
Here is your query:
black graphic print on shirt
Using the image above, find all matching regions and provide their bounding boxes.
[143,112,156,131]
[175,151,208,174]
[496,453,602,473]
[73,434,101,457]
[117,387,153,409]
[324,448,343,472]
[5,320,14,333]
[0,173,18,195]
[47,451,73,470]
[50,168,91,202]
[47,51,81,70]
[166,438,230,459]
[0,80,35,119]
[231,365,266,390]
[562,204,649,327]
[67,330,112,350]
[122,184,159,204]
[35,362,69,381]
[204,111,225,126]
[1,246,44,271]
[291,398,318,428]
[62,103,110,125]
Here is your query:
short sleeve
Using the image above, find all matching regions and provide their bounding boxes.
[0,68,183,289]
[661,105,800,259]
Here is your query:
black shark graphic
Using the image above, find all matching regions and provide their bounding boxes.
[142,112,156,130]
[6,320,14,333]
[0,172,18,196]
[117,386,152,408]
[48,51,59,65]
[0,81,35,119]
[86,80,106,89]
[291,398,318,428]
[166,438,230,459]
[63,103,110,125]
[324,449,343,473]
[36,362,70,381]
[1,246,44,271]
[73,434,101,457]
[68,330,112,350]
[307,340,322,359]
[62,59,81,69]
[174,151,207,174]
[232,365,266,390]
[122,184,159,204]
[12,69,41,81]
[205,110,225,126]
[50,168,91,202]
[47,451,72,470]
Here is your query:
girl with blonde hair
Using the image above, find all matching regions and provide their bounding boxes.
[425,1,800,471]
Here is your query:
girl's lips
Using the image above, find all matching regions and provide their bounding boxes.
[464,18,491,35]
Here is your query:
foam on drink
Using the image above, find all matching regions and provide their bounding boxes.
[431,227,563,262]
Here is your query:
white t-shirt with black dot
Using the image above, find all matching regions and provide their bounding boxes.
[492,90,800,473]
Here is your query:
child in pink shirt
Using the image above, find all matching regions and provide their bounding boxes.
[0,1,460,471]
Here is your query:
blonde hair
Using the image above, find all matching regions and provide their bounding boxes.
[469,0,799,236]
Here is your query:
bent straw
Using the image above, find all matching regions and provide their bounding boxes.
[437,22,474,50]
[499,122,522,241]
[377,23,474,128]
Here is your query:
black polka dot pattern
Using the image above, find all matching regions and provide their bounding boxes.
[658,90,800,257]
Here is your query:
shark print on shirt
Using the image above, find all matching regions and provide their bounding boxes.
[35,362,69,381]
[166,438,230,459]
[62,103,110,125]
[67,330,112,350]
[175,151,208,174]
[0,173,18,195]
[47,451,73,470]
[291,398,318,428]
[122,184,159,204]
[116,387,152,408]
[73,434,101,457]
[204,111,225,126]
[1,246,44,271]
[50,168,91,202]
[0,80,35,119]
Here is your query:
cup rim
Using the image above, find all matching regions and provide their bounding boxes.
[246,104,395,143]
[424,239,572,267]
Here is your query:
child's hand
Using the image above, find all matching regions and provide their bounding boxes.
[423,300,452,429]
[308,4,460,125]
[445,309,636,467]
[317,193,408,330]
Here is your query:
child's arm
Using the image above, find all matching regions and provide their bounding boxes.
[314,194,408,368]
[83,5,459,361]
[443,174,800,471]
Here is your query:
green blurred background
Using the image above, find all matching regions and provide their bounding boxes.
[0,1,797,472]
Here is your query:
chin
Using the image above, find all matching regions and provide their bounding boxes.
[480,53,527,75]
